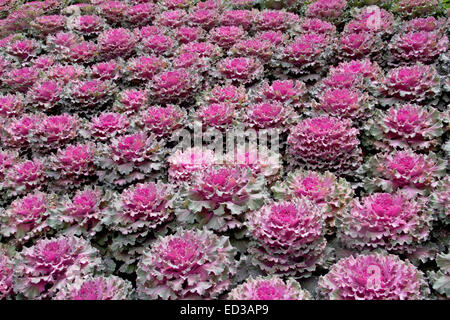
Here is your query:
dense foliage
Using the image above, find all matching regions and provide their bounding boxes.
[0,0,448,300]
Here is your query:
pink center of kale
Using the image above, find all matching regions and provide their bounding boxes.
[370,194,402,217]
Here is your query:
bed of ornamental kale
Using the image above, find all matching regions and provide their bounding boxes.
[0,0,449,300]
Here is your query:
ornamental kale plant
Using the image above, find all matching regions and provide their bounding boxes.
[0,0,448,301]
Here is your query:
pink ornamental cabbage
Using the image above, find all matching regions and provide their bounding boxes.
[391,0,442,18]
[90,60,122,81]
[306,0,347,23]
[49,187,111,237]
[134,25,164,40]
[67,15,104,36]
[279,34,330,75]
[139,104,187,138]
[431,176,450,225]
[219,10,255,30]
[272,169,354,232]
[47,143,96,189]
[301,32,334,49]
[98,28,136,60]
[201,84,248,107]
[287,116,363,175]
[217,57,264,84]
[31,113,79,151]
[148,69,201,104]
[317,252,429,300]
[0,191,50,243]
[188,9,219,30]
[312,88,374,121]
[45,64,86,84]
[63,41,98,64]
[13,236,102,299]
[344,6,394,36]
[192,0,223,10]
[379,63,441,105]
[253,10,299,31]
[252,79,306,107]
[140,34,176,56]
[64,80,116,110]
[230,38,273,63]
[175,26,204,44]
[177,41,223,60]
[136,228,238,299]
[98,1,128,25]
[2,67,39,93]
[338,31,384,60]
[0,248,13,299]
[54,275,133,300]
[196,103,236,131]
[173,52,211,72]
[106,182,175,243]
[4,158,46,198]
[31,55,56,71]
[294,18,336,38]
[30,15,66,36]
[155,9,186,28]
[135,26,166,40]
[191,1,219,10]
[6,38,39,60]
[336,192,433,253]
[228,276,312,300]
[175,52,209,72]
[126,3,155,27]
[1,7,40,35]
[26,80,63,111]
[255,30,288,46]
[177,165,266,231]
[87,112,129,142]
[0,35,14,50]
[96,132,165,185]
[365,104,443,151]
[124,56,166,83]
[402,16,446,33]
[246,199,328,277]
[244,102,296,132]
[45,32,79,54]
[0,94,23,118]
[167,147,218,184]
[114,88,148,115]
[330,59,383,83]
[389,31,448,64]
[116,182,174,228]
[209,26,246,49]
[317,71,364,93]
[0,115,38,149]
[101,183,174,271]
[38,0,61,11]
[225,147,283,184]
[0,149,16,183]
[362,150,446,196]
